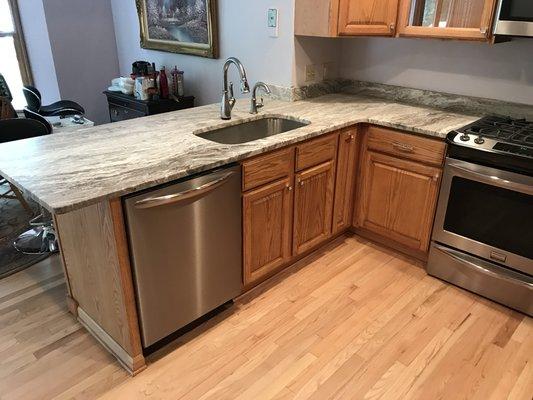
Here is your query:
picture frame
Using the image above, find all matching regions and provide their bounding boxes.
[135,0,219,59]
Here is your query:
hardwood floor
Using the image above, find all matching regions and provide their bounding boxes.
[0,235,531,399]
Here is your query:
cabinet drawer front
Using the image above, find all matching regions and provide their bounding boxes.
[109,105,145,122]
[367,126,446,166]
[242,147,294,191]
[296,134,338,171]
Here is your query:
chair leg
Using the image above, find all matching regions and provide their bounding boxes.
[9,183,33,215]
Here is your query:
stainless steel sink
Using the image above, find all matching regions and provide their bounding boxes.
[196,117,310,144]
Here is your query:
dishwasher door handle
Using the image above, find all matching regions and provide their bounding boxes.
[134,170,236,209]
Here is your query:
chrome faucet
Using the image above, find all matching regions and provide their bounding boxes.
[250,82,271,114]
[220,57,250,120]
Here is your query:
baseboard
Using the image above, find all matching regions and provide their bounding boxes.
[77,307,146,376]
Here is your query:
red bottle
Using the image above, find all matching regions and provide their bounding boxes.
[159,67,169,99]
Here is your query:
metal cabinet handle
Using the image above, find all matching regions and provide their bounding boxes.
[392,142,415,153]
[389,23,395,32]
[135,171,235,209]
[449,162,533,195]
[345,134,355,142]
[286,183,292,191]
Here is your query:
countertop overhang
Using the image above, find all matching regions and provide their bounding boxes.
[0,93,479,214]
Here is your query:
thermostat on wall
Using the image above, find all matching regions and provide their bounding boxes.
[268,8,278,38]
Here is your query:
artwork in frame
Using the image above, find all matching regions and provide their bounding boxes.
[136,0,218,58]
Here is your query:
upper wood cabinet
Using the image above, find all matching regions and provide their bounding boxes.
[295,0,498,40]
[397,0,498,40]
[338,0,401,36]
[333,128,358,234]
[293,160,336,256]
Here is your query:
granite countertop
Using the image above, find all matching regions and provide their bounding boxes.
[0,93,479,214]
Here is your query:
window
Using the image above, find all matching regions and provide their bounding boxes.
[0,0,32,109]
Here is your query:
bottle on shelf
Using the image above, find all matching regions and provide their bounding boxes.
[159,67,169,99]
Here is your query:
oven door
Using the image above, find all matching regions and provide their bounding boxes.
[433,158,533,276]
[495,0,533,37]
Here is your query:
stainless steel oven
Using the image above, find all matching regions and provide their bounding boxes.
[494,0,533,37]
[428,157,533,316]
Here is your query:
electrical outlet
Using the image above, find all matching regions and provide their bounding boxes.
[322,62,335,80]
[268,8,279,38]
[305,64,316,82]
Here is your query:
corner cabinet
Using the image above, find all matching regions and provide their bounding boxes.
[338,0,400,36]
[333,128,358,234]
[396,0,498,40]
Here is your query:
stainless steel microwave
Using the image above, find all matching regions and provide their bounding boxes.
[494,0,533,37]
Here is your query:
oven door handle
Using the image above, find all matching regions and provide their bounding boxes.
[448,161,533,196]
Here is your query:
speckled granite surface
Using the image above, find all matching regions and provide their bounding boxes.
[0,93,479,214]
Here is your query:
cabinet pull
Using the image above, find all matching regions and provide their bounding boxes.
[389,23,395,32]
[345,134,354,142]
[392,142,415,153]
[285,183,292,191]
[297,178,304,186]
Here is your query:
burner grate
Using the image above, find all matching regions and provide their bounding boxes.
[460,116,533,146]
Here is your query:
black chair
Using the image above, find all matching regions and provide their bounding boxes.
[0,118,58,254]
[22,108,53,134]
[23,85,85,118]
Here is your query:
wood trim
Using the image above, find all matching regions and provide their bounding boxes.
[54,199,145,375]
[52,213,73,299]
[78,308,146,376]
[294,0,339,37]
[109,198,144,364]
[7,0,33,85]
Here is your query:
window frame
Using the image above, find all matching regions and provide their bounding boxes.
[1,0,33,86]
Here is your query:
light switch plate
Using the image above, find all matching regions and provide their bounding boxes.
[268,8,278,37]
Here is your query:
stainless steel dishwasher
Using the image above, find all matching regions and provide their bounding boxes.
[123,164,242,348]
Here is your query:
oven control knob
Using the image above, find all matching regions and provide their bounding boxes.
[459,133,470,141]
[474,135,485,144]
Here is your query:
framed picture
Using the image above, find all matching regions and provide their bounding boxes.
[136,0,218,58]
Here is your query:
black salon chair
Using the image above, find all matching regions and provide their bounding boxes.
[0,118,58,254]
[22,108,53,134]
[23,85,85,118]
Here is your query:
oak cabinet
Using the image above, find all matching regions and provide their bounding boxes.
[243,177,293,285]
[395,0,497,40]
[295,0,498,41]
[355,149,441,254]
[293,160,336,256]
[333,128,358,234]
[338,0,401,36]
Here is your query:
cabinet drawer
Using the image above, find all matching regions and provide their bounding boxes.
[109,105,145,122]
[296,134,337,171]
[242,147,294,191]
[367,126,446,166]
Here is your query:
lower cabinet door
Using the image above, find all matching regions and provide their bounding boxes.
[243,177,293,285]
[356,150,441,252]
[293,160,335,256]
[333,129,357,234]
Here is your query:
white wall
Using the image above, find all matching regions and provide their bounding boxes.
[110,0,295,106]
[294,36,341,86]
[43,0,120,124]
[339,37,533,105]
[18,0,60,105]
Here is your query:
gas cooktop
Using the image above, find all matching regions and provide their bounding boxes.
[447,116,533,176]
